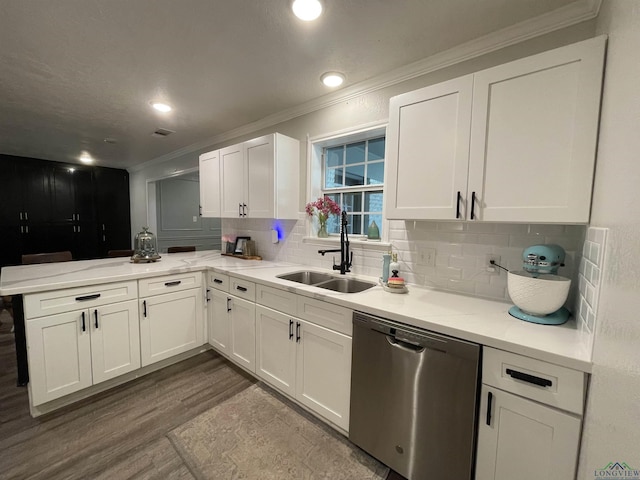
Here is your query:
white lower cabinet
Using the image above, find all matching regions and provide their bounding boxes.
[256,305,297,397]
[207,275,256,373]
[476,347,585,480]
[228,295,256,372]
[208,288,231,354]
[255,304,352,431]
[295,318,351,430]
[26,299,140,406]
[89,300,141,384]
[140,288,204,367]
[476,385,581,480]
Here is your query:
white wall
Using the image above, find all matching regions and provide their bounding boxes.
[578,0,640,475]
[129,21,596,233]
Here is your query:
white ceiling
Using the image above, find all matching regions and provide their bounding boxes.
[0,0,586,170]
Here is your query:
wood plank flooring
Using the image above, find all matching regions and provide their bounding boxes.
[0,309,406,480]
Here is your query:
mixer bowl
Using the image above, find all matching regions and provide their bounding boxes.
[507,270,571,316]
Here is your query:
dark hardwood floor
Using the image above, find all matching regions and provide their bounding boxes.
[0,309,406,480]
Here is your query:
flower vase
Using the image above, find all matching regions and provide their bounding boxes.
[317,220,329,238]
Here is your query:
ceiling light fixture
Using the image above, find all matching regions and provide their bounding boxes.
[320,71,345,88]
[79,152,94,164]
[151,102,172,113]
[292,0,322,21]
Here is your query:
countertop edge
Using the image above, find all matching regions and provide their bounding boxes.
[0,252,593,373]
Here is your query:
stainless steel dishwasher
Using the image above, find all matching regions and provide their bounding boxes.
[349,311,481,480]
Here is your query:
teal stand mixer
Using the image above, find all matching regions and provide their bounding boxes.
[507,244,572,325]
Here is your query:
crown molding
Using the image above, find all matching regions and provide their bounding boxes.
[130,0,601,173]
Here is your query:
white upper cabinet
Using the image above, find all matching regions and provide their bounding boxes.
[220,133,300,219]
[220,143,246,218]
[386,75,473,220]
[386,36,606,223]
[468,36,605,223]
[199,149,221,217]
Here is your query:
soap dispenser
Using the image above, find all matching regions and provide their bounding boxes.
[389,253,400,278]
[381,252,391,284]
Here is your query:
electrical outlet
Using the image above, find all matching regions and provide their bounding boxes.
[418,247,436,267]
[485,254,501,275]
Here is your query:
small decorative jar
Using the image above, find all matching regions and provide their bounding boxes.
[132,226,161,263]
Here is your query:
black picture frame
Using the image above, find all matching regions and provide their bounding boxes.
[234,236,251,255]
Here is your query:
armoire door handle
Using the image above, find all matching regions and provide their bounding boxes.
[470,191,477,220]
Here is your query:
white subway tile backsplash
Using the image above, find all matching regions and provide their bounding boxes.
[574,227,608,357]
[223,218,588,305]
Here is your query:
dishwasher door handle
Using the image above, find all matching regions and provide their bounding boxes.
[386,335,425,353]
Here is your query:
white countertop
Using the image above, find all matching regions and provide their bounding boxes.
[0,250,593,372]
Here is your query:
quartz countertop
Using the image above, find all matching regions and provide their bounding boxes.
[0,250,592,372]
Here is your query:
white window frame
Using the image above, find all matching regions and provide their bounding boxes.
[305,121,390,248]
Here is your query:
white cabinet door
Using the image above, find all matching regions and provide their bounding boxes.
[255,305,296,397]
[26,310,92,406]
[208,288,230,355]
[386,75,473,220]
[90,300,140,385]
[199,150,221,217]
[244,135,274,219]
[468,36,605,223]
[140,288,204,367]
[229,295,256,372]
[220,143,245,218]
[476,386,581,480]
[295,319,352,431]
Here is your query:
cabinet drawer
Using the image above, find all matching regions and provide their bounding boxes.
[256,284,296,316]
[208,272,229,292]
[230,277,256,302]
[483,347,585,415]
[138,272,202,297]
[24,281,138,319]
[297,296,352,337]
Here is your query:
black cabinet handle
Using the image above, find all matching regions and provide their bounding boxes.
[206,289,211,302]
[236,285,248,292]
[239,203,242,217]
[76,293,101,302]
[486,391,493,426]
[505,368,553,387]
[213,278,223,284]
[227,297,232,312]
[470,191,477,220]
[199,205,202,216]
[94,309,98,329]
[296,322,301,343]
[456,191,462,219]
[143,300,147,317]
[164,280,182,287]
[81,312,86,332]
[289,320,294,340]
[242,203,247,217]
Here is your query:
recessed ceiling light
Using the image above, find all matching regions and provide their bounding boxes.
[151,102,172,113]
[292,0,322,21]
[321,72,345,87]
[79,152,94,164]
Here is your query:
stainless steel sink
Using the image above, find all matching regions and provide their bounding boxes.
[276,270,376,293]
[277,271,335,285]
[315,278,376,293]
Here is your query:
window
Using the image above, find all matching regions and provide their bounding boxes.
[322,136,385,236]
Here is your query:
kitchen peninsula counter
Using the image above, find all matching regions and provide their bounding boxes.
[0,250,592,374]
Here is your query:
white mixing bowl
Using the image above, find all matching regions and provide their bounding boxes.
[507,270,571,316]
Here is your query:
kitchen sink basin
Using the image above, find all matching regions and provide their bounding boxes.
[277,271,335,285]
[314,278,376,294]
[276,271,376,293]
